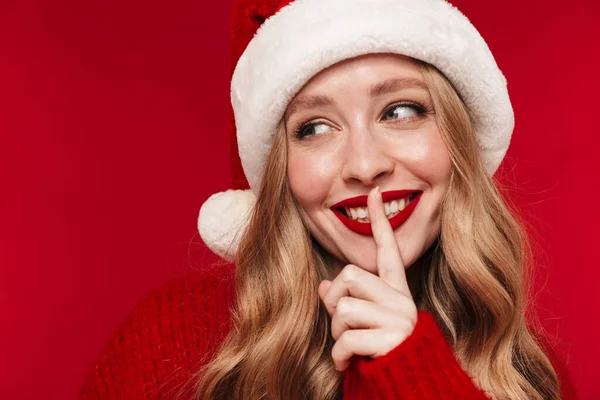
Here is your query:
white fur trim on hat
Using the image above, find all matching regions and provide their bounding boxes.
[232,0,514,193]
[198,189,256,261]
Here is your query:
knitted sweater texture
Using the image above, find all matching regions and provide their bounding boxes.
[79,263,578,399]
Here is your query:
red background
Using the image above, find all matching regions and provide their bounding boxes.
[0,0,598,399]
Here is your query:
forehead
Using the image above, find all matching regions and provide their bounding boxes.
[286,54,427,116]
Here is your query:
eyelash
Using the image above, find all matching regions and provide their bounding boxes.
[292,102,431,140]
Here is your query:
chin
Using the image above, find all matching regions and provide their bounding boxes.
[345,251,379,273]
[331,230,436,276]
[308,213,439,275]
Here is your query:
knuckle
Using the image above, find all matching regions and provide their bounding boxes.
[338,330,351,347]
[386,332,405,346]
[402,302,418,322]
[396,317,416,337]
[341,264,359,283]
[408,312,418,328]
[336,297,353,316]
[405,319,417,334]
[384,330,405,346]
[408,309,418,325]
[393,294,416,311]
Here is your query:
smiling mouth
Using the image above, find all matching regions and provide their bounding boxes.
[330,190,422,236]
[336,192,419,223]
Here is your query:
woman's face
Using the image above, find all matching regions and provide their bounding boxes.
[285,53,452,274]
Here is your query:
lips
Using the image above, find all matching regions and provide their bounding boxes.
[331,190,422,236]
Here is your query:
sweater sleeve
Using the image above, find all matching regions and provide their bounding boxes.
[78,264,236,400]
[341,311,491,400]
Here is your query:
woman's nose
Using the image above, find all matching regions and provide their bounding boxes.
[340,129,395,185]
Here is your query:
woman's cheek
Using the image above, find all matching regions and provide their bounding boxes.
[393,132,451,183]
[288,150,336,208]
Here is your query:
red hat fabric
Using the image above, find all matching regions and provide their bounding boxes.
[229,0,291,190]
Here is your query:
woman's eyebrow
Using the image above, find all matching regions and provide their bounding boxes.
[285,94,334,118]
[370,77,429,97]
[285,78,428,118]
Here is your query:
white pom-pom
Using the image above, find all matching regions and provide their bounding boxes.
[198,189,256,261]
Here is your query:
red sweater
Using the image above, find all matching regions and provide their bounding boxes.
[79,263,578,399]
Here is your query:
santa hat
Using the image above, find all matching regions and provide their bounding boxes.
[198,0,514,261]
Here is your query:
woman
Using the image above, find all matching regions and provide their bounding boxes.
[80,0,578,399]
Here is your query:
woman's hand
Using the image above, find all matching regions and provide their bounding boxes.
[318,186,418,372]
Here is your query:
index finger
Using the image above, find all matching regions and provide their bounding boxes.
[367,186,411,297]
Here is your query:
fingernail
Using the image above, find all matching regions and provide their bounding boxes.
[375,186,381,201]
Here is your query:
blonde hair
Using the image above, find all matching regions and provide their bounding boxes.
[192,59,561,400]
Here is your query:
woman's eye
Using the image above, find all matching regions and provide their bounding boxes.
[294,103,426,139]
[295,121,330,139]
[382,103,423,121]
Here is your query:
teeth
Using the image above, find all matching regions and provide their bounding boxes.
[342,196,414,222]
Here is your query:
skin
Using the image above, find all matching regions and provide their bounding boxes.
[285,53,451,274]
[284,54,452,370]
[319,187,418,371]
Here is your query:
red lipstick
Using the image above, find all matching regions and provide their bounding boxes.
[331,190,422,236]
